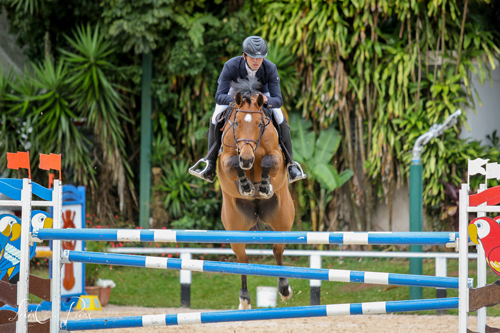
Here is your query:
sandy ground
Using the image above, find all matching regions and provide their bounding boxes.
[29,305,500,333]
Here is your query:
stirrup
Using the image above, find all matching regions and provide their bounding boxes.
[189,158,215,183]
[287,161,307,183]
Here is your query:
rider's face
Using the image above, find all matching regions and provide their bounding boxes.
[243,54,264,71]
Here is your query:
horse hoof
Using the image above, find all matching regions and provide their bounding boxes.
[239,298,252,310]
[279,286,293,301]
[239,182,255,198]
[258,184,274,199]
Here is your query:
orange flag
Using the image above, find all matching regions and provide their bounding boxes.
[39,153,61,180]
[7,151,31,179]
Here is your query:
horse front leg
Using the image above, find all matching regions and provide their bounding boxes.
[229,155,255,198]
[272,244,293,301]
[230,243,252,310]
[258,155,275,199]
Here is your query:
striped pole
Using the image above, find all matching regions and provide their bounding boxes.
[65,250,461,289]
[34,229,460,246]
[61,298,459,331]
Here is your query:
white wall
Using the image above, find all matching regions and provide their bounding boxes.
[460,61,500,144]
[371,185,410,232]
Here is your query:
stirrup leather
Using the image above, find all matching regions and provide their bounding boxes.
[189,158,215,183]
[287,161,307,183]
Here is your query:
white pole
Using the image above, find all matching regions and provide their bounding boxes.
[310,255,322,288]
[16,178,32,333]
[458,183,469,333]
[476,184,487,333]
[51,180,63,333]
[180,252,192,285]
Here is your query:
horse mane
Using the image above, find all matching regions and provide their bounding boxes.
[230,76,262,105]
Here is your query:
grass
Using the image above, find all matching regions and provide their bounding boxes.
[27,254,496,316]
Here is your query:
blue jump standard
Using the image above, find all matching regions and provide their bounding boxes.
[61,298,459,330]
[34,229,460,245]
[66,251,460,289]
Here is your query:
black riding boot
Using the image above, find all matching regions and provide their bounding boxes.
[189,121,223,183]
[279,118,306,183]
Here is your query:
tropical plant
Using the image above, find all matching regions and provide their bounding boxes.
[158,159,196,219]
[290,113,353,231]
[255,0,500,230]
[61,24,132,213]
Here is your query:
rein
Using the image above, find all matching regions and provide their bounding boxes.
[223,104,271,154]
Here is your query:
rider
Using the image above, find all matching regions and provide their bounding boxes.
[190,36,306,184]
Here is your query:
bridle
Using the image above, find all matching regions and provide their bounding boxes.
[223,99,271,154]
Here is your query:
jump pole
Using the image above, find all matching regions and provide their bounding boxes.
[64,250,465,290]
[61,298,459,331]
[34,229,460,246]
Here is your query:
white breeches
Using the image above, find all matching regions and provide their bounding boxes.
[211,91,284,125]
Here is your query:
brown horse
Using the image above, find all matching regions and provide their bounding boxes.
[217,77,295,309]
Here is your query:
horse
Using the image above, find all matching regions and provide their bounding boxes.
[217,76,295,310]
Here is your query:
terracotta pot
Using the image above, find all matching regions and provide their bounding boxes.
[99,286,112,307]
[85,286,101,297]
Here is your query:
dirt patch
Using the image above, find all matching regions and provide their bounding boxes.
[31,305,500,333]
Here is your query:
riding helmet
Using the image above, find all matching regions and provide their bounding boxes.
[242,36,268,58]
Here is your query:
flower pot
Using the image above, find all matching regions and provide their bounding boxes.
[99,286,112,307]
[85,286,101,297]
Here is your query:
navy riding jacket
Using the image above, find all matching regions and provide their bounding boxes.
[215,56,283,109]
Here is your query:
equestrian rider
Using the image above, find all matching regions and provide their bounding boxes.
[189,36,306,184]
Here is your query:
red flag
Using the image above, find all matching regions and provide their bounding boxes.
[7,151,31,179]
[48,173,55,189]
[39,153,61,180]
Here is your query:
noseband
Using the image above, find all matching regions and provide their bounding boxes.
[224,104,271,154]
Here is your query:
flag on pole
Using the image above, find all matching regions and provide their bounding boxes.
[486,163,500,180]
[39,153,61,180]
[7,151,31,179]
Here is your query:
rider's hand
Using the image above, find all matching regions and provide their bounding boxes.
[262,95,268,104]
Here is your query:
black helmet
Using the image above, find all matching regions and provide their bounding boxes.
[242,36,268,58]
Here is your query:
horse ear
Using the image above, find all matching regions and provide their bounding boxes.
[235,92,242,106]
[257,94,264,108]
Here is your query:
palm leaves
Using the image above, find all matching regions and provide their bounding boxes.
[291,113,352,193]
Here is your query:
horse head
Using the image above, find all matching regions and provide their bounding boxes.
[232,91,266,170]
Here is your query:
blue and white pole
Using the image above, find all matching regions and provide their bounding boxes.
[64,251,464,289]
[61,298,459,331]
[34,229,460,246]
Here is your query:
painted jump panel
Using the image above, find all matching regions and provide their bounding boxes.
[61,297,459,331]
[34,229,460,246]
[65,251,461,289]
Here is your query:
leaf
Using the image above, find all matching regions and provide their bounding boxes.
[313,164,338,192]
[337,169,354,188]
[290,113,315,162]
[313,127,341,165]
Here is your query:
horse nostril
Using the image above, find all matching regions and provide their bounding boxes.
[239,156,254,170]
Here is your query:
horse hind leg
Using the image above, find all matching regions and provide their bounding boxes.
[229,155,255,198]
[230,243,252,310]
[258,155,274,199]
[273,243,293,301]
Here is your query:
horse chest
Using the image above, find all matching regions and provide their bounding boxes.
[235,195,279,222]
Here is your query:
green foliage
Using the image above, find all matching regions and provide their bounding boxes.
[290,113,353,231]
[158,159,196,218]
[291,113,352,192]
[3,0,500,231]
[255,0,500,230]
[61,25,132,185]
[0,0,102,61]
[157,158,223,229]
